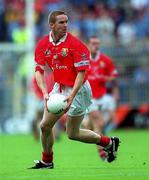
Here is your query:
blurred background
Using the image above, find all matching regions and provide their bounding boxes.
[0,0,149,134]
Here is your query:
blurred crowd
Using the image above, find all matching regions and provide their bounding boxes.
[0,0,149,46]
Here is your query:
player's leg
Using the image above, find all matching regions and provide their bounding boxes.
[66,81,119,148]
[66,115,101,143]
[66,115,120,163]
[30,108,63,169]
[66,114,114,147]
[40,108,62,154]
[40,83,62,154]
[30,83,66,169]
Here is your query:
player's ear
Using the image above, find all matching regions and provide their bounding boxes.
[49,22,54,29]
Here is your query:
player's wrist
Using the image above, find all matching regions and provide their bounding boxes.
[69,93,75,99]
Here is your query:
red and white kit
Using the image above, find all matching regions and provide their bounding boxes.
[87,51,118,111]
[35,32,92,116]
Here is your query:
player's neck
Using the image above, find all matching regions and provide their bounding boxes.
[91,52,97,60]
[51,32,65,43]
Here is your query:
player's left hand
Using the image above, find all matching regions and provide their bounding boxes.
[64,95,74,112]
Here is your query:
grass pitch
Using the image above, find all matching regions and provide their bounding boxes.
[0,129,149,180]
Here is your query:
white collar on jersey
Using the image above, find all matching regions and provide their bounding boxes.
[90,51,101,61]
[49,31,68,45]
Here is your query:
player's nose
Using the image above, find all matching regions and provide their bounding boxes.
[64,22,67,27]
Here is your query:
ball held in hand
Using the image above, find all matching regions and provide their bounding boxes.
[47,93,67,115]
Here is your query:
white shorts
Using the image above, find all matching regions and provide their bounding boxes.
[88,94,116,113]
[50,81,92,117]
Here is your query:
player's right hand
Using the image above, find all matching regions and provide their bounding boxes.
[64,94,74,113]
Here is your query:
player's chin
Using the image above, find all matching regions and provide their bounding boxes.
[61,31,67,36]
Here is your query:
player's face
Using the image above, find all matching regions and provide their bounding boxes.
[88,38,100,54]
[51,15,68,38]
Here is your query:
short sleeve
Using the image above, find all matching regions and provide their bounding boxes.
[34,40,45,73]
[72,40,90,71]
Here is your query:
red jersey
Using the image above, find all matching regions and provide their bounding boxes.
[87,52,118,99]
[32,71,54,100]
[35,32,90,87]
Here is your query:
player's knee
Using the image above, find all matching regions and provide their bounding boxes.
[40,122,51,133]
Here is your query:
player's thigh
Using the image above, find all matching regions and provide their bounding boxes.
[40,108,63,129]
[66,115,84,134]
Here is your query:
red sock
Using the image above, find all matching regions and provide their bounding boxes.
[99,148,107,157]
[42,152,53,163]
[98,135,111,147]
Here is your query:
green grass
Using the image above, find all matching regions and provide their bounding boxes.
[0,129,149,180]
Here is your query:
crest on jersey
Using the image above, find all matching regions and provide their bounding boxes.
[45,49,51,56]
[100,61,105,68]
[61,48,68,57]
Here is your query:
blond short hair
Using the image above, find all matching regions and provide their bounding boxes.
[48,10,67,24]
